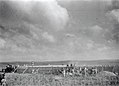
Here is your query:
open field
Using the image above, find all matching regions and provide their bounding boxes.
[5,73,119,86]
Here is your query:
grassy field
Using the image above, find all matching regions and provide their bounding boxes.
[5,73,119,86]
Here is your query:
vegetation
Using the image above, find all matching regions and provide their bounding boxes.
[5,73,119,86]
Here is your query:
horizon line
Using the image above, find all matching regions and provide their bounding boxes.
[0,58,119,63]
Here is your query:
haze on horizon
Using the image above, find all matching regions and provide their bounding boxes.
[0,0,119,62]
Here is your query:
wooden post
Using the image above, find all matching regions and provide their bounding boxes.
[102,65,104,71]
[23,67,28,74]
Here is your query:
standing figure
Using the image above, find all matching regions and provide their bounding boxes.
[32,69,35,74]
[63,68,66,77]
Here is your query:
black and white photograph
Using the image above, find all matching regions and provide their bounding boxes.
[0,0,119,86]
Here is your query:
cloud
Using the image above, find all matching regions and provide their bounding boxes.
[80,25,108,43]
[107,0,119,11]
[0,38,6,48]
[41,0,69,30]
[109,10,119,43]
[58,0,93,2]
[90,25,103,32]
[106,0,119,43]
[0,0,69,30]
[1,0,118,61]
[60,33,114,60]
[0,0,69,50]
[42,32,55,42]
[89,25,104,36]
[109,10,119,22]
[65,33,76,38]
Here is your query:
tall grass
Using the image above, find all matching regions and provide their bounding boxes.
[5,73,119,86]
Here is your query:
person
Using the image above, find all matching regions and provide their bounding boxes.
[113,65,119,75]
[1,78,6,86]
[62,68,66,77]
[32,69,35,74]
[0,73,6,86]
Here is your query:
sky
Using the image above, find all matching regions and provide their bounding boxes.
[0,0,119,62]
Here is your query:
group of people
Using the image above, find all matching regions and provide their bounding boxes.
[2,64,17,73]
[0,64,17,86]
[61,64,98,77]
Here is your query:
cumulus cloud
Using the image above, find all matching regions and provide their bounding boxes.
[42,32,55,42]
[41,0,69,30]
[0,0,69,30]
[61,33,113,60]
[109,10,119,22]
[0,0,69,50]
[106,0,119,43]
[109,10,119,43]
[107,0,119,11]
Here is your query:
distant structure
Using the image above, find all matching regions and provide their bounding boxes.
[31,61,34,66]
